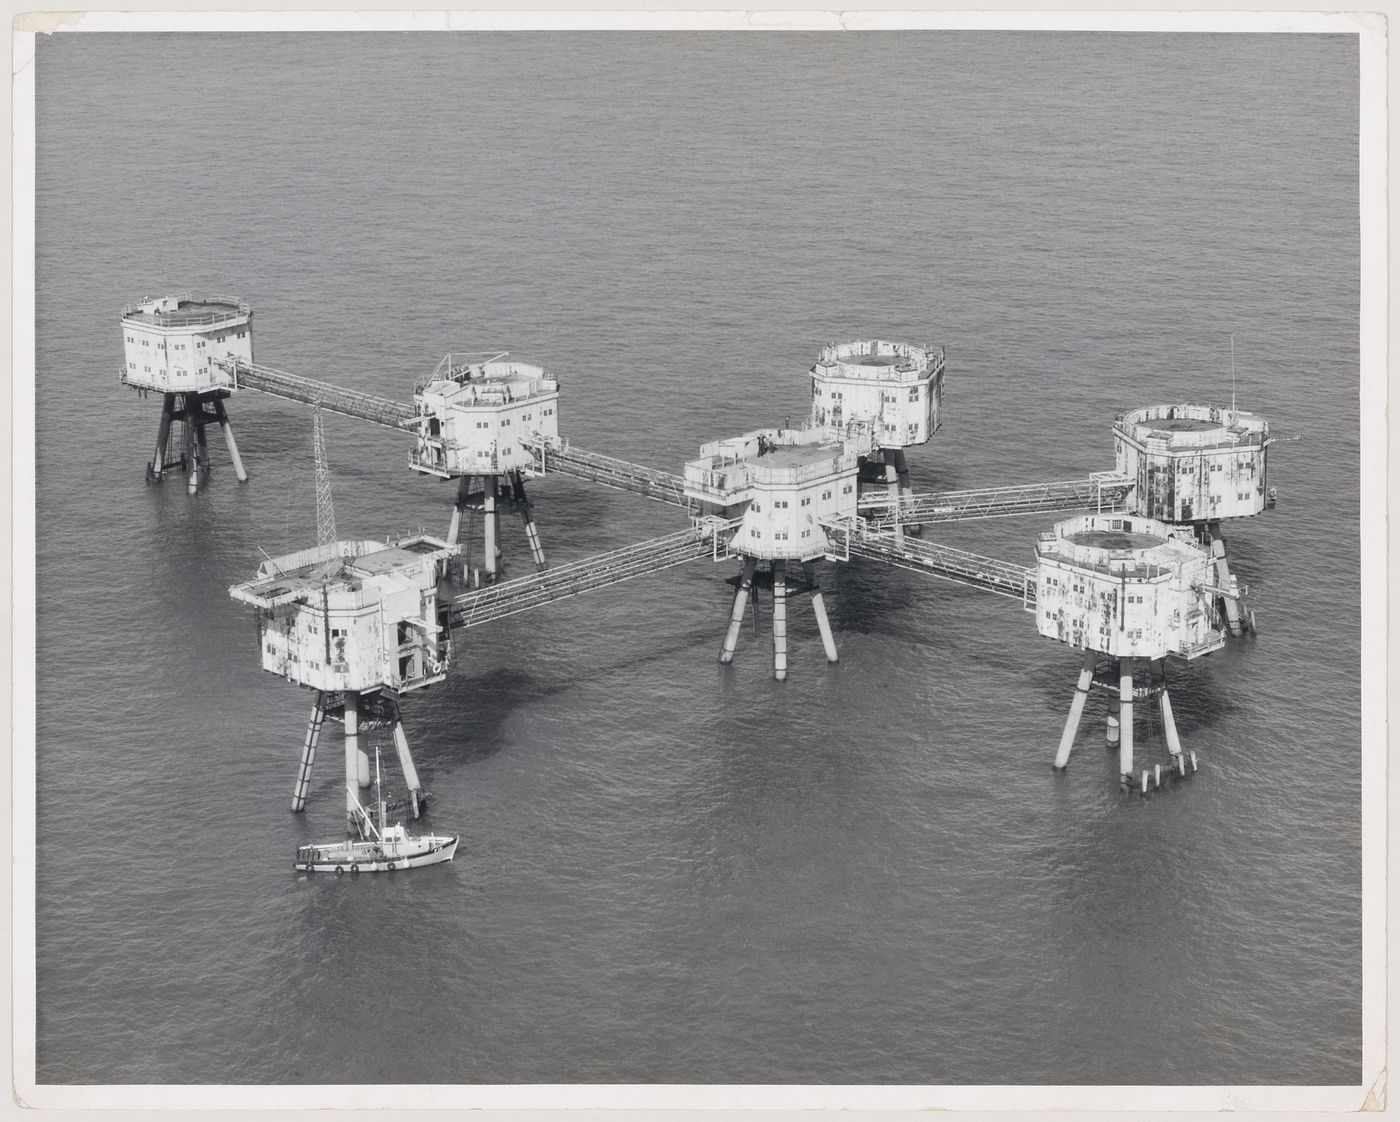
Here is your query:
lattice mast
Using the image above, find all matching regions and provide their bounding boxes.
[313,405,337,548]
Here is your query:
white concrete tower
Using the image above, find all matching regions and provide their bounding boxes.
[1114,403,1271,637]
[685,426,870,679]
[809,340,946,540]
[229,534,457,831]
[409,354,560,585]
[120,294,254,494]
[1034,512,1225,788]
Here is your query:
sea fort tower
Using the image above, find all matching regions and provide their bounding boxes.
[1113,403,1270,636]
[1035,512,1225,788]
[119,294,254,494]
[229,411,457,829]
[409,354,561,584]
[229,534,456,828]
[685,426,867,679]
[809,340,945,535]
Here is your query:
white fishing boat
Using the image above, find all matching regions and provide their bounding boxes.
[295,752,458,874]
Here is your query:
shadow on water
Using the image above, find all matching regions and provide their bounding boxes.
[410,620,722,767]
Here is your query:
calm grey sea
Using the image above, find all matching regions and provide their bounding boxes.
[33,32,1360,1085]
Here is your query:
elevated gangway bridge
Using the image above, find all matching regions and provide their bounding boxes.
[520,435,691,509]
[214,359,1130,535]
[215,359,691,506]
[449,518,736,630]
[218,358,418,430]
[859,473,1133,529]
[829,518,1037,605]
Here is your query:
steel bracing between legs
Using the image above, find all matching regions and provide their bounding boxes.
[717,557,839,679]
[145,390,249,495]
[1051,655,1195,789]
[446,471,550,586]
[290,689,429,830]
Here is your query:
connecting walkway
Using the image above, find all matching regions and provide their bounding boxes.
[832,520,1037,604]
[521,436,690,508]
[219,358,417,430]
[859,474,1133,528]
[449,518,734,630]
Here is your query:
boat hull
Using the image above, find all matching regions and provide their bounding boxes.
[294,834,458,874]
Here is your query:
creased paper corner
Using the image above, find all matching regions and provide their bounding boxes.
[14,11,85,35]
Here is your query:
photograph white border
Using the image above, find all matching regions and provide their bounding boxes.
[8,6,1388,1115]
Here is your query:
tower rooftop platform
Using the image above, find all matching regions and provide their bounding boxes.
[1116,403,1268,451]
[1037,514,1203,580]
[812,339,943,384]
[416,353,556,399]
[1065,527,1167,551]
[231,536,455,609]
[752,440,845,473]
[121,294,250,328]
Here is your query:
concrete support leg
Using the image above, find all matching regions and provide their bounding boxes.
[1119,657,1135,779]
[772,560,788,681]
[213,397,247,482]
[805,561,838,663]
[151,394,175,476]
[447,476,469,549]
[483,476,498,583]
[1207,523,1243,636]
[291,689,326,812]
[182,402,198,493]
[513,471,547,571]
[1054,649,1097,769]
[1157,660,1183,760]
[391,710,422,819]
[357,737,372,789]
[446,475,472,583]
[891,448,919,536]
[884,450,903,548]
[344,691,361,834]
[720,556,757,663]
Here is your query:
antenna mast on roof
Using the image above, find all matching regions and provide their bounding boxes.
[1230,334,1236,413]
[313,404,337,547]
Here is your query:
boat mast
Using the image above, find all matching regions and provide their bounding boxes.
[376,748,388,851]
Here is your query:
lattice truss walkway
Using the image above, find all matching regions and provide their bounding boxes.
[215,355,1131,629]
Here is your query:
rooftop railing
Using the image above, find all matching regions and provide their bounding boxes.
[122,293,250,325]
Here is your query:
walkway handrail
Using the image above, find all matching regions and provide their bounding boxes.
[218,358,417,431]
[450,518,737,630]
[859,475,1134,528]
[845,525,1037,606]
[521,434,691,509]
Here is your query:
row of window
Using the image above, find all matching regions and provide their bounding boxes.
[470,407,552,430]
[749,528,816,542]
[1043,610,1154,643]
[129,335,231,347]
[127,361,213,373]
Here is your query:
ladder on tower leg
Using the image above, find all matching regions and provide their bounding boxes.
[217,358,417,431]
[450,518,736,630]
[858,473,1133,529]
[520,435,691,509]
